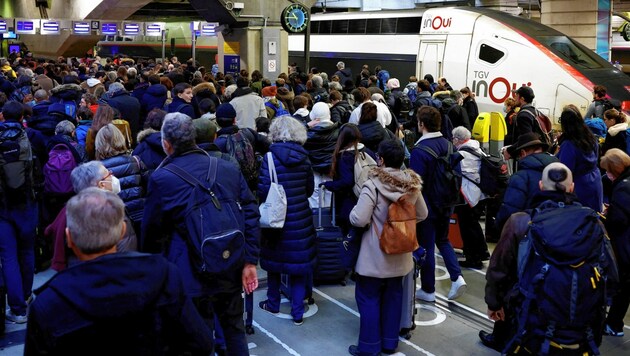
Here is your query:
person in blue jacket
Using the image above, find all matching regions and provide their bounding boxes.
[141,74,168,115]
[167,82,196,119]
[257,115,316,326]
[495,133,559,232]
[132,108,168,176]
[555,104,603,212]
[26,188,213,355]
[142,112,260,355]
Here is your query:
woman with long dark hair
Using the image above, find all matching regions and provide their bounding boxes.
[323,124,377,235]
[556,104,603,211]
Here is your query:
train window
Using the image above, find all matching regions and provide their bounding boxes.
[318,20,332,34]
[348,19,367,34]
[366,19,381,34]
[539,36,603,69]
[381,18,397,34]
[310,21,320,33]
[332,20,349,34]
[479,44,504,64]
[397,17,422,34]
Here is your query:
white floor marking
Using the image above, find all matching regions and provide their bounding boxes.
[414,303,447,326]
[312,287,437,356]
[266,298,319,320]
[252,320,301,356]
[248,342,257,349]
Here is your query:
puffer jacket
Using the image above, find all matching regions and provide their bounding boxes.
[100,153,145,222]
[602,122,628,155]
[358,120,394,153]
[556,138,603,212]
[142,84,168,114]
[258,141,316,275]
[457,139,486,207]
[304,121,339,174]
[495,152,558,231]
[330,100,353,124]
[168,96,195,119]
[133,129,167,172]
[350,167,428,278]
[605,166,630,275]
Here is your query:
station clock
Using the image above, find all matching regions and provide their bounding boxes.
[281,3,309,33]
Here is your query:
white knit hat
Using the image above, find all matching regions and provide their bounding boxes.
[309,102,331,121]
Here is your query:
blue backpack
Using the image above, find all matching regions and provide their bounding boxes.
[414,142,462,211]
[504,201,617,355]
[162,155,246,276]
[376,70,390,91]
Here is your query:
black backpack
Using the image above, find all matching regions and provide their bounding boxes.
[162,154,246,277]
[220,130,259,191]
[504,201,617,355]
[0,122,33,204]
[397,93,412,119]
[415,141,462,210]
[459,146,510,197]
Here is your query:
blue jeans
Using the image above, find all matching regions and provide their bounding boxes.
[355,275,403,355]
[266,272,306,320]
[0,202,37,316]
[418,216,462,293]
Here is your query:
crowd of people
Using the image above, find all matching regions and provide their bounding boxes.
[0,52,628,356]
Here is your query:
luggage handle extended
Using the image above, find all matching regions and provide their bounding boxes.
[317,185,335,230]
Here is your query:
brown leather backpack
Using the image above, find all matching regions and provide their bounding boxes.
[378,194,418,254]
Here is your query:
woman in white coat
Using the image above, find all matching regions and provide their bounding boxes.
[452,126,490,269]
[347,139,428,356]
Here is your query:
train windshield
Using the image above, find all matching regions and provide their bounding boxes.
[538,36,603,69]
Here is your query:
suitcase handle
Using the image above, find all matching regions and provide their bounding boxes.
[318,185,335,230]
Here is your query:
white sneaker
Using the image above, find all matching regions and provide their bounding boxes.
[415,289,436,302]
[447,275,467,300]
[6,309,28,324]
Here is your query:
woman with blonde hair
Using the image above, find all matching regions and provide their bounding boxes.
[600,148,630,337]
[95,124,145,225]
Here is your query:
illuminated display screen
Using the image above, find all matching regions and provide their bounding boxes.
[200,23,217,36]
[0,20,7,33]
[145,23,163,36]
[16,20,36,34]
[41,20,60,35]
[73,22,91,35]
[124,23,142,36]
[101,23,117,36]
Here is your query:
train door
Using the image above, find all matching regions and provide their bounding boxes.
[417,41,445,79]
[554,84,590,119]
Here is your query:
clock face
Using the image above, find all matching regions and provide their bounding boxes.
[281,3,309,33]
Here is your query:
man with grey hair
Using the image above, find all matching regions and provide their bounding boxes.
[334,61,352,87]
[310,75,329,103]
[26,188,212,355]
[103,80,141,142]
[143,112,260,355]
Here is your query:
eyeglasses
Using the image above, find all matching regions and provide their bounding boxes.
[101,170,113,181]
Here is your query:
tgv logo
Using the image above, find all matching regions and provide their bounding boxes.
[422,16,452,30]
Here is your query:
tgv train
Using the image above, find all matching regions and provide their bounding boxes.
[289,7,630,122]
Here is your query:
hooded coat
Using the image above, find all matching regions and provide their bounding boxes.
[556,138,603,212]
[257,141,316,275]
[602,122,628,155]
[350,167,428,278]
[25,252,213,355]
[141,84,168,114]
[304,121,340,174]
[133,129,167,177]
[106,89,142,142]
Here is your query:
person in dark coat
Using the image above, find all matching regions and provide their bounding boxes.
[460,86,479,127]
[555,104,603,212]
[257,116,316,326]
[141,75,168,115]
[334,61,353,87]
[132,109,168,176]
[168,82,195,119]
[330,89,353,124]
[357,102,395,153]
[26,188,212,355]
[304,102,340,175]
[142,113,260,355]
[602,108,628,155]
[95,124,145,224]
[495,133,559,232]
[104,82,142,146]
[600,149,630,337]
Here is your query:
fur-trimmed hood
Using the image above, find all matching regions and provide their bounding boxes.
[608,122,628,136]
[368,167,423,202]
[192,82,215,96]
[50,83,82,95]
[137,128,159,143]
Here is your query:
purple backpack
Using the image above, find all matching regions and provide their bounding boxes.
[43,143,77,194]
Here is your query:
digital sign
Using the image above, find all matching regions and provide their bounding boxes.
[101,23,118,36]
[0,20,8,33]
[200,22,218,36]
[145,22,164,36]
[40,20,60,35]
[123,22,143,36]
[73,21,91,35]
[15,20,36,35]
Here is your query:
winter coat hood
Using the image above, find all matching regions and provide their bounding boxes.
[608,122,628,136]
[137,128,161,145]
[192,82,216,96]
[368,167,423,202]
[146,83,168,97]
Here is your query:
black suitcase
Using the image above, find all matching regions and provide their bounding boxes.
[244,292,254,334]
[313,186,346,286]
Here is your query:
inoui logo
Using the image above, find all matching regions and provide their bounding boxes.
[472,71,533,104]
[422,15,452,30]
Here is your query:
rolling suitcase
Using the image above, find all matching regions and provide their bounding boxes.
[448,213,464,250]
[244,292,254,334]
[313,186,346,286]
[400,248,425,339]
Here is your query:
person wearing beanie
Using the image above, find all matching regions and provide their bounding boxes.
[304,102,339,175]
[229,77,266,130]
[262,85,289,119]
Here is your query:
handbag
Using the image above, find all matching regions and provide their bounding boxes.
[259,152,287,228]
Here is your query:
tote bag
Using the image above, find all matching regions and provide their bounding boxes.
[259,152,287,228]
